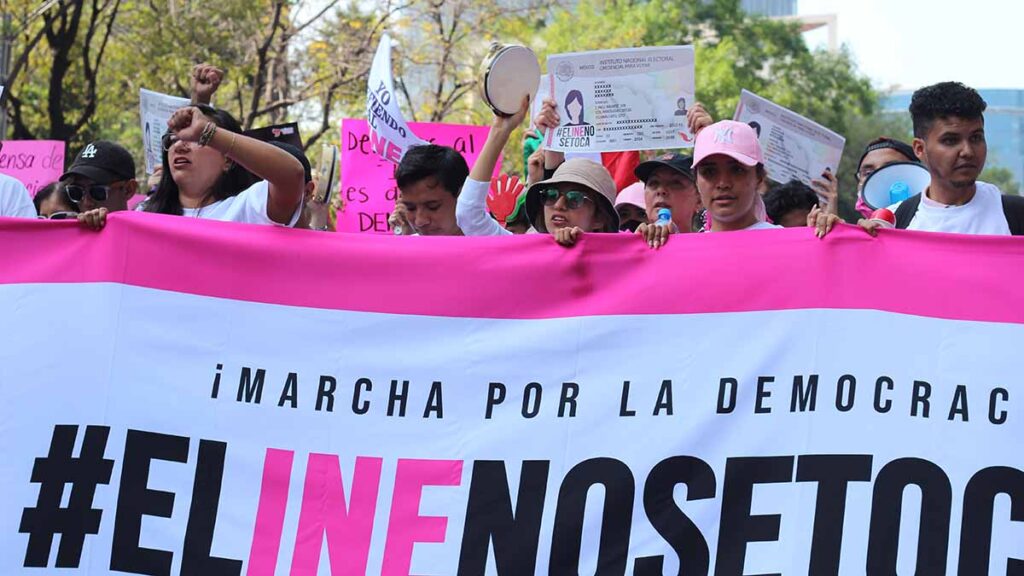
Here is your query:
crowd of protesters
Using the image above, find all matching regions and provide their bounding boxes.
[2,62,1020,242]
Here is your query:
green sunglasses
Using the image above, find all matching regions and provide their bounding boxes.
[540,188,593,210]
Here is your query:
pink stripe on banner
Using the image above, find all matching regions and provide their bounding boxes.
[0,213,1023,324]
[290,455,383,576]
[381,459,464,576]
[247,449,294,576]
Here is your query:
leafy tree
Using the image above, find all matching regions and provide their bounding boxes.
[980,165,1020,195]
[3,0,122,143]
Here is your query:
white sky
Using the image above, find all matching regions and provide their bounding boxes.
[798,0,1024,91]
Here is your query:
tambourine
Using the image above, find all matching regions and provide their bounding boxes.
[313,144,339,204]
[479,43,540,117]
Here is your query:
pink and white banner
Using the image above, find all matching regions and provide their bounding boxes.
[1,214,1023,575]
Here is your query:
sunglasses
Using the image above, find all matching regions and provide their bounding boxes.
[161,132,181,151]
[540,188,593,210]
[38,211,79,220]
[65,184,112,204]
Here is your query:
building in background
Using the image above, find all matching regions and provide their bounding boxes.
[741,0,796,16]
[741,0,839,53]
[884,90,1024,188]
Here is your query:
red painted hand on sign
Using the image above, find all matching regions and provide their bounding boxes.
[487,174,524,229]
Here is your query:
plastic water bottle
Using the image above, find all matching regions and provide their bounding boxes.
[656,207,672,227]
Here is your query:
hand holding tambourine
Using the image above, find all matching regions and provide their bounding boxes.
[479,43,540,118]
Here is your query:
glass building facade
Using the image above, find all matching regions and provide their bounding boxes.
[740,0,797,17]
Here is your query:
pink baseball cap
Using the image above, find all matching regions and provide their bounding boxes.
[692,120,764,168]
[614,181,645,210]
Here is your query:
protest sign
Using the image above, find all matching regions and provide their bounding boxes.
[339,118,496,234]
[532,74,549,126]
[139,88,190,174]
[2,216,1023,574]
[545,46,696,153]
[243,122,303,148]
[0,140,65,195]
[366,34,427,164]
[734,89,846,186]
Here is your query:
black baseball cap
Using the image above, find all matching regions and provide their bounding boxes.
[635,153,695,183]
[60,140,136,185]
[269,141,312,183]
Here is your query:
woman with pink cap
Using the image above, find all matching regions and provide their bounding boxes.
[653,120,839,239]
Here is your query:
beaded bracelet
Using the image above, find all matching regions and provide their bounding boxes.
[198,122,217,147]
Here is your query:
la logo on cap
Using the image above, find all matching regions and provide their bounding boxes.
[714,127,734,144]
[81,143,99,159]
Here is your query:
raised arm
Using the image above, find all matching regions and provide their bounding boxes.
[168,106,305,224]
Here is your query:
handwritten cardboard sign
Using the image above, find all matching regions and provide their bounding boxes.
[339,119,498,234]
[0,140,66,196]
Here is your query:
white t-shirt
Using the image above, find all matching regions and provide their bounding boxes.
[139,180,302,226]
[743,221,782,231]
[0,173,37,218]
[455,178,512,236]
[889,181,1010,235]
[705,221,781,232]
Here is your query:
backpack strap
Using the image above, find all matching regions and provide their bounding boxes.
[894,194,922,229]
[1001,194,1024,236]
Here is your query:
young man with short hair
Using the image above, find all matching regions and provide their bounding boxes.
[859,82,1024,236]
[390,145,468,236]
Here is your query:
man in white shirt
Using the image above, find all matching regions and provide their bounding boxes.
[859,82,1024,236]
[0,142,38,218]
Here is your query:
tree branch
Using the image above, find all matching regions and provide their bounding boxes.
[293,0,339,34]
[244,0,286,129]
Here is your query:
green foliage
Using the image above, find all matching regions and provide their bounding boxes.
[1,0,902,205]
[980,165,1020,196]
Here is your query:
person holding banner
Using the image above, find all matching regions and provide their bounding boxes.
[853,137,919,218]
[60,141,140,229]
[142,104,304,226]
[690,120,839,236]
[857,82,1024,236]
[632,153,698,247]
[457,98,619,245]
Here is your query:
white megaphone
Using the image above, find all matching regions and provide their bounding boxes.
[862,162,931,210]
[479,43,540,117]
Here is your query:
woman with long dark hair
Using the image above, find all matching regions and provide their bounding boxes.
[143,104,305,225]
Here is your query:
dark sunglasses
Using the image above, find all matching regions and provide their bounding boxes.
[161,132,181,151]
[38,211,79,220]
[65,184,110,204]
[540,188,593,210]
